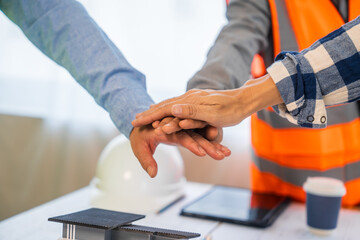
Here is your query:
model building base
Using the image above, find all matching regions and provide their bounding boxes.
[49,208,200,240]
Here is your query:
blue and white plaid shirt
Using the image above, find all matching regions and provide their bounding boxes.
[267,16,360,128]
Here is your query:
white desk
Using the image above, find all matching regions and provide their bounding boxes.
[0,182,359,240]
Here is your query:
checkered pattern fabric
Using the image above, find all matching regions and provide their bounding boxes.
[267,16,360,128]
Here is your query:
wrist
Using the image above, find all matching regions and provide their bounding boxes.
[238,74,283,118]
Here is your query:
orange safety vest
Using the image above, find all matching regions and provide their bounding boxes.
[250,0,360,206]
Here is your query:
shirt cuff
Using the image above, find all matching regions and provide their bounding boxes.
[267,52,327,128]
[101,77,154,138]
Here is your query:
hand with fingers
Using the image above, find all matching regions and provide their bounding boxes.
[132,75,283,129]
[130,75,283,178]
[129,125,231,178]
[132,88,248,129]
[152,117,223,143]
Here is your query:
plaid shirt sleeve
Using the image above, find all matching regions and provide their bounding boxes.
[266,16,360,128]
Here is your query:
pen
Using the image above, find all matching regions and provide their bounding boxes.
[157,195,185,214]
[203,222,222,240]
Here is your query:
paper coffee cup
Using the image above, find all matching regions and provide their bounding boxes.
[303,177,346,236]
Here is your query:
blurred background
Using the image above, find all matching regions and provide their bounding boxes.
[0,0,251,220]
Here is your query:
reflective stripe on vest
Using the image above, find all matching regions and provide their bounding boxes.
[253,152,360,185]
[251,0,360,206]
[251,152,360,206]
[250,162,360,206]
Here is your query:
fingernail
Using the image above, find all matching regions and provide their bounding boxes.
[222,146,231,154]
[216,150,225,157]
[147,166,155,177]
[173,105,182,115]
[198,146,206,155]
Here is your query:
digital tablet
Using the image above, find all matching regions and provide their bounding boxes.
[180,185,290,228]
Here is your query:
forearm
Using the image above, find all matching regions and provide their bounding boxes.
[237,74,283,119]
[1,0,153,137]
[187,0,270,90]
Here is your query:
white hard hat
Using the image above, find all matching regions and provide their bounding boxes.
[90,135,186,214]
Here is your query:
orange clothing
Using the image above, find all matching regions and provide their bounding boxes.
[251,0,360,206]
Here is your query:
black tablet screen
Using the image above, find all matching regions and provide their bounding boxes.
[181,186,290,227]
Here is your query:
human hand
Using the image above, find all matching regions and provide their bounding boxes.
[152,117,223,143]
[132,88,246,129]
[132,75,283,129]
[129,125,231,178]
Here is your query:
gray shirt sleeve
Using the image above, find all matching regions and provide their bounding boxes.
[0,0,154,138]
[187,0,271,90]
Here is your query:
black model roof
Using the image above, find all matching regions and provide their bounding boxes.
[48,208,144,230]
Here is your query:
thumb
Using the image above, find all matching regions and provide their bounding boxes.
[132,143,158,178]
[138,150,158,178]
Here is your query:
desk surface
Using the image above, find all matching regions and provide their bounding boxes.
[0,182,359,240]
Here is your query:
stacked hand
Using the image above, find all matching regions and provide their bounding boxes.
[131,75,283,178]
[151,116,223,143]
[130,89,242,178]
[132,75,282,130]
[129,125,230,178]
[132,88,248,129]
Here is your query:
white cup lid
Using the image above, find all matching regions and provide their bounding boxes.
[303,177,346,197]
